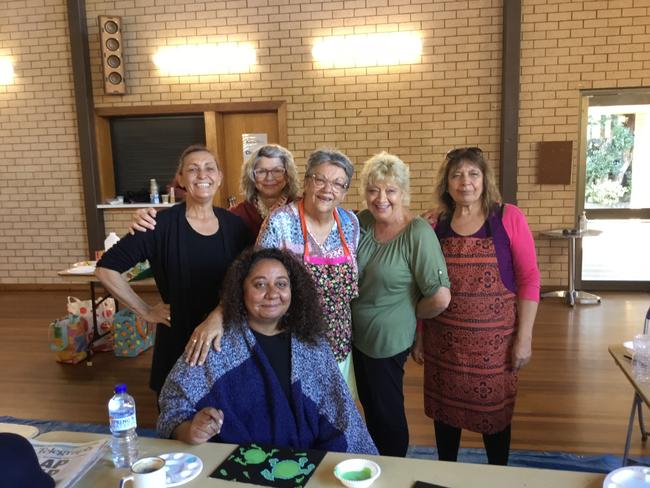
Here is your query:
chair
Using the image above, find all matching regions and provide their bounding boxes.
[622,306,650,466]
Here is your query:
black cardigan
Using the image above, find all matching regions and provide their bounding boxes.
[98,203,252,392]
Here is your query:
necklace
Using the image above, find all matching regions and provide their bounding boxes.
[254,193,288,219]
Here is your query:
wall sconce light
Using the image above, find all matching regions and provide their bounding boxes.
[0,57,15,84]
[153,43,256,76]
[312,32,422,68]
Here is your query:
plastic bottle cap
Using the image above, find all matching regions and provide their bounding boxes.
[114,384,126,394]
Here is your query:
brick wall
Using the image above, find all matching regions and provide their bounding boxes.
[0,0,87,284]
[0,0,648,285]
[519,0,650,285]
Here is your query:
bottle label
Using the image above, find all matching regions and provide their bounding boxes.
[110,413,137,431]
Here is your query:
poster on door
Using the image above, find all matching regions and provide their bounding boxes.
[242,133,268,164]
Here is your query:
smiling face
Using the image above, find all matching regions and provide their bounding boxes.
[365,178,406,224]
[303,162,348,216]
[243,258,292,330]
[179,150,222,203]
[446,160,484,209]
[253,156,288,201]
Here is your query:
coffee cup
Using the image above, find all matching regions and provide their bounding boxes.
[161,194,170,204]
[119,456,166,488]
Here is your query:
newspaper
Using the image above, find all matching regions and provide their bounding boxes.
[31,438,108,488]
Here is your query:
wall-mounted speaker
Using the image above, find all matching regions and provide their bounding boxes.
[98,15,126,95]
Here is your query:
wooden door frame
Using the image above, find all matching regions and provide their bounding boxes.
[94,101,287,202]
[576,88,650,290]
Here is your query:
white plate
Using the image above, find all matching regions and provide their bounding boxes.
[603,466,650,487]
[0,423,39,438]
[65,265,96,275]
[160,452,203,487]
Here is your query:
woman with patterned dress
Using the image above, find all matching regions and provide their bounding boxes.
[158,248,376,455]
[352,152,451,457]
[257,148,359,390]
[417,147,540,465]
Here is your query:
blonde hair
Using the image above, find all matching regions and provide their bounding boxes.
[240,144,299,203]
[360,152,411,205]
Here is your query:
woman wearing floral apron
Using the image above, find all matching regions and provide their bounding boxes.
[257,149,360,389]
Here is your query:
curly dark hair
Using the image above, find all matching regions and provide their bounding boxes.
[221,247,326,344]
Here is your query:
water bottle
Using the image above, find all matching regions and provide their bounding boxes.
[149,178,160,204]
[578,211,588,232]
[108,384,139,468]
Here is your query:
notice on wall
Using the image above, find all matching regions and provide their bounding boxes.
[242,133,268,164]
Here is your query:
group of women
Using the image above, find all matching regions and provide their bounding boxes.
[96,141,540,464]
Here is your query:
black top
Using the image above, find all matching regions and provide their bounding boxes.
[98,203,252,392]
[184,219,227,328]
[252,329,292,400]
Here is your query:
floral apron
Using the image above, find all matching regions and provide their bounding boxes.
[423,219,518,434]
[298,201,359,364]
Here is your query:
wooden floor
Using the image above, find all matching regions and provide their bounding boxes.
[1,289,649,456]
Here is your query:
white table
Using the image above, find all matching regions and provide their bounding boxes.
[37,431,605,488]
[541,228,602,306]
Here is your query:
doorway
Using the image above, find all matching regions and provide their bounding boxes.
[216,111,281,208]
[577,89,650,290]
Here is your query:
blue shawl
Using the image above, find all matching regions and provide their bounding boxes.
[157,325,377,455]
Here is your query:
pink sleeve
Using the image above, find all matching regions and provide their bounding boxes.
[502,204,540,302]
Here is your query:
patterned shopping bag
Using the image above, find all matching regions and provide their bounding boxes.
[67,296,115,352]
[113,308,155,357]
[48,315,89,364]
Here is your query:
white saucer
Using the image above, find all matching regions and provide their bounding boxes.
[603,466,650,488]
[0,423,39,438]
[160,452,203,487]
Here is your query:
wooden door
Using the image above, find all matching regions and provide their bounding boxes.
[215,112,280,207]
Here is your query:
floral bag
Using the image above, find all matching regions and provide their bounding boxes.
[113,308,155,357]
[66,296,115,352]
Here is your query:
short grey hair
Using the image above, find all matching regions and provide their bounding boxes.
[305,148,354,185]
[240,144,299,203]
[360,152,411,205]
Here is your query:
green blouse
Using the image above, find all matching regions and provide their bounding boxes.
[351,210,450,358]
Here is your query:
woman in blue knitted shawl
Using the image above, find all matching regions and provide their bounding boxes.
[157,247,377,454]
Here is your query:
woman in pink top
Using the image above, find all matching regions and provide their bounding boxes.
[416,147,540,466]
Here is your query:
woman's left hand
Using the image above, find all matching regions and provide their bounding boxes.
[512,335,532,370]
[410,330,424,365]
[142,302,171,328]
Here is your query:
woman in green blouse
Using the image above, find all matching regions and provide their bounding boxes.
[351,152,451,457]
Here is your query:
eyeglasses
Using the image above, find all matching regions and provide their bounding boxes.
[445,147,483,159]
[307,173,349,193]
[253,167,286,181]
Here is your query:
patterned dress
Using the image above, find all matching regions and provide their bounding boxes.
[423,209,518,434]
[257,201,359,363]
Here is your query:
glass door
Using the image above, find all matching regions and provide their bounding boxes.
[577,89,650,290]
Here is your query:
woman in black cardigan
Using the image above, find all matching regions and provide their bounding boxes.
[96,145,251,395]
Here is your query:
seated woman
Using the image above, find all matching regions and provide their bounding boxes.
[157,247,377,455]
